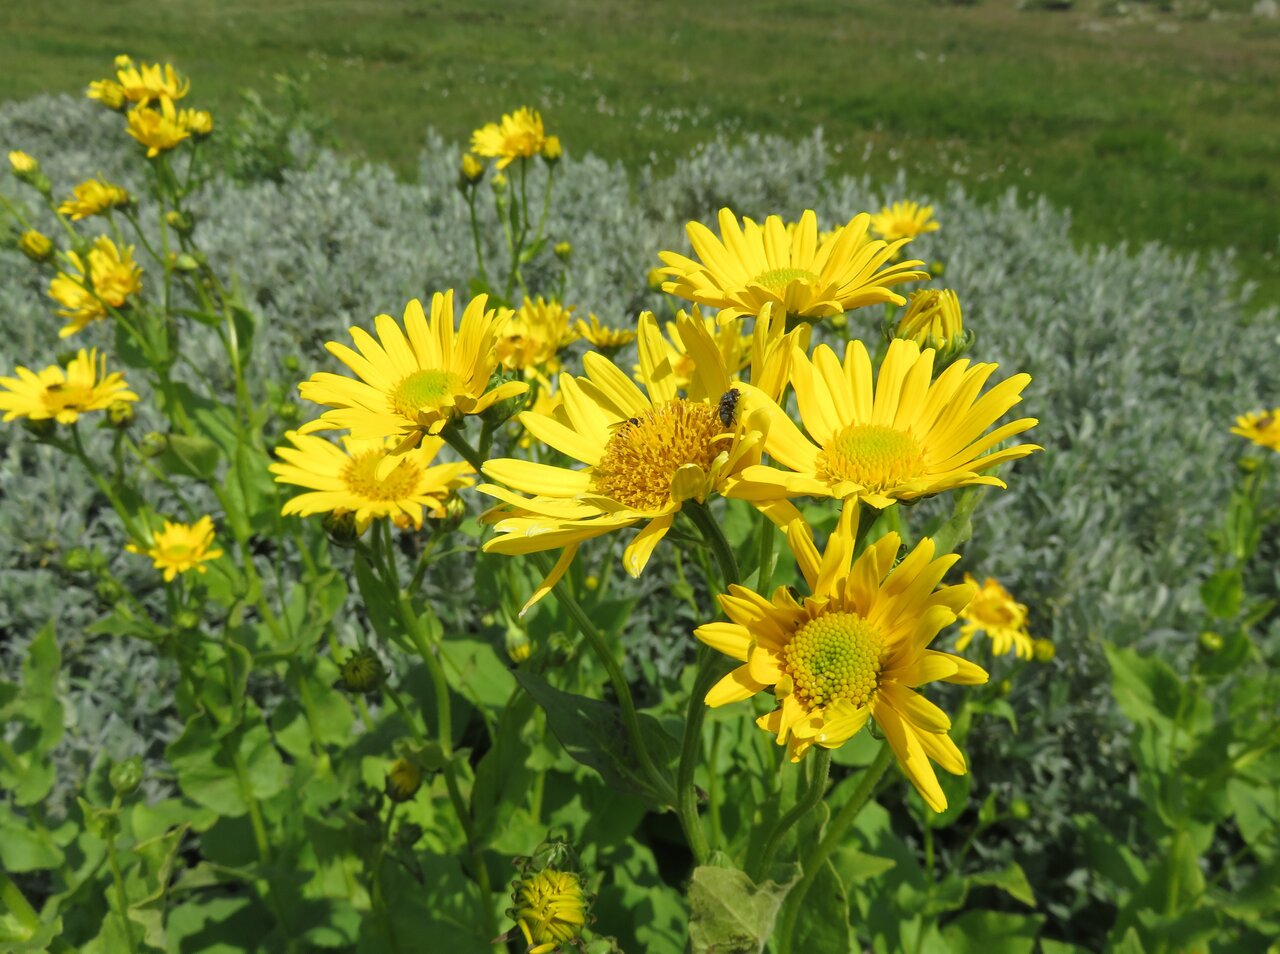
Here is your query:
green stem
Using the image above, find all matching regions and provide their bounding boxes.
[466,190,489,285]
[106,812,139,954]
[67,426,143,541]
[0,868,44,940]
[677,644,718,864]
[752,749,832,881]
[440,421,487,473]
[684,500,740,590]
[778,743,894,954]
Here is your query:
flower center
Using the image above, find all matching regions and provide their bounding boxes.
[343,451,423,502]
[42,382,95,414]
[389,369,462,420]
[783,611,885,709]
[751,266,820,292]
[592,399,727,512]
[818,424,925,492]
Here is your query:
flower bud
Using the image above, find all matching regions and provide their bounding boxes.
[171,253,201,273]
[893,289,973,370]
[184,110,214,138]
[62,547,93,572]
[114,54,135,69]
[96,578,124,603]
[584,574,599,591]
[396,822,424,847]
[554,241,572,262]
[480,368,531,428]
[174,610,200,631]
[830,313,848,330]
[8,150,37,174]
[1236,456,1260,475]
[107,400,135,429]
[646,267,666,292]
[323,510,363,548]
[435,494,467,533]
[18,230,53,263]
[1198,631,1223,655]
[1032,638,1055,664]
[542,135,563,163]
[165,210,195,235]
[930,260,945,277]
[139,431,167,458]
[459,152,485,186]
[491,173,508,194]
[509,867,590,953]
[337,647,386,694]
[87,79,128,111]
[282,355,301,373]
[995,677,1013,697]
[505,627,532,664]
[385,757,423,803]
[1010,798,1031,820]
[109,757,144,795]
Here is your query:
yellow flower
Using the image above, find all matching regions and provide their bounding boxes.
[126,98,191,157]
[870,201,940,243]
[270,431,474,531]
[470,107,546,170]
[47,236,144,337]
[518,386,564,451]
[573,314,636,354]
[8,150,37,173]
[58,177,131,220]
[0,349,138,425]
[955,574,1034,659]
[480,310,802,611]
[86,78,127,111]
[510,868,589,954]
[696,504,986,811]
[1231,408,1280,452]
[115,61,190,104]
[542,135,563,162]
[460,152,485,184]
[728,337,1040,510]
[658,208,928,323]
[18,230,53,263]
[179,108,213,137]
[126,516,224,582]
[894,289,971,364]
[297,291,526,443]
[497,297,578,376]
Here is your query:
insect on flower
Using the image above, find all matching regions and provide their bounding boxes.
[717,387,740,428]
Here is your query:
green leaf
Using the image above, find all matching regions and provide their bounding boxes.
[438,638,516,711]
[790,860,854,954]
[0,914,64,952]
[513,670,678,805]
[1227,779,1279,862]
[167,710,288,816]
[1199,568,1243,619]
[687,865,793,954]
[969,862,1037,907]
[0,808,64,871]
[161,433,221,480]
[1039,940,1091,954]
[830,844,896,885]
[941,910,1044,954]
[1104,644,1184,727]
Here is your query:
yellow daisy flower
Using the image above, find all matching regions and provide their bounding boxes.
[1231,408,1280,452]
[297,291,526,443]
[573,313,636,353]
[179,108,213,137]
[480,309,802,610]
[86,78,127,111]
[511,868,589,954]
[728,337,1040,510]
[126,98,191,157]
[126,516,224,582]
[470,107,546,170]
[658,208,928,323]
[497,297,578,377]
[955,574,1034,659]
[58,177,131,220]
[115,61,190,105]
[870,201,940,243]
[270,431,474,531]
[0,348,138,425]
[696,504,987,811]
[47,236,144,338]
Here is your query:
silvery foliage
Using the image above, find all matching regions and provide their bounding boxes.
[2,96,1275,898]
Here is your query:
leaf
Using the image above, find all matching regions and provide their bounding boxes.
[1039,941,1091,954]
[687,865,793,954]
[941,910,1044,954]
[0,808,64,871]
[161,433,222,480]
[513,670,678,805]
[0,915,64,952]
[1199,568,1243,619]
[969,862,1037,907]
[830,844,896,885]
[1104,644,1183,728]
[790,860,854,954]
[167,710,289,817]
[438,638,516,711]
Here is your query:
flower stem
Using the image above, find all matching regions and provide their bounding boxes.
[752,748,832,882]
[684,500,740,590]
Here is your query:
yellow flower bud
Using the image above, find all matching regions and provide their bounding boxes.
[510,868,589,954]
[18,230,53,263]
[894,289,973,368]
[385,757,423,803]
[505,628,532,663]
[114,54,135,70]
[554,241,572,261]
[1198,631,1223,655]
[646,267,666,292]
[460,152,485,184]
[542,135,563,162]
[8,150,37,174]
[830,313,848,330]
[87,78,128,111]
[1032,638,1055,663]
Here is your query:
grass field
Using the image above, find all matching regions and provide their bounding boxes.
[3,0,1278,304]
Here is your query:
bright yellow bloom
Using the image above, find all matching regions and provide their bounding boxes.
[573,314,636,353]
[728,338,1040,510]
[58,177,131,220]
[697,504,985,811]
[955,573,1034,659]
[115,61,190,104]
[0,349,138,425]
[8,150,36,173]
[497,297,578,376]
[86,78,127,111]
[511,868,589,954]
[18,230,53,263]
[179,108,213,137]
[297,291,526,443]
[480,310,803,611]
[126,516,224,582]
[658,208,928,323]
[47,236,144,338]
[270,431,474,531]
[870,201,940,243]
[1231,408,1280,452]
[471,107,546,170]
[126,98,190,157]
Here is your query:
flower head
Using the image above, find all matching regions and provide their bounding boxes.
[542,135,563,162]
[126,98,191,157]
[58,177,131,220]
[471,107,546,170]
[115,61,190,104]
[0,349,138,425]
[497,297,578,377]
[297,291,526,443]
[870,201,940,243]
[87,78,128,111]
[270,431,474,531]
[510,868,589,954]
[126,516,224,581]
[179,108,213,137]
[894,289,971,365]
[573,314,636,354]
[18,230,53,263]
[1231,408,1280,452]
[385,757,424,802]
[658,208,928,323]
[955,574,1033,659]
[729,337,1040,510]
[696,504,987,811]
[47,236,144,337]
[460,152,485,184]
[8,150,37,174]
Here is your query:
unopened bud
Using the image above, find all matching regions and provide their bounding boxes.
[396,822,424,847]
[996,678,1013,697]
[18,230,53,263]
[385,757,423,803]
[96,578,124,603]
[554,241,572,261]
[930,260,945,277]
[8,150,38,175]
[894,289,973,370]
[63,547,93,572]
[459,152,485,187]
[174,610,200,631]
[139,431,167,458]
[171,253,201,273]
[1236,456,1260,475]
[1010,799,1031,820]
[584,574,599,591]
[646,267,665,292]
[337,647,386,694]
[110,757,144,795]
[480,369,530,427]
[435,494,467,533]
[505,627,532,664]
[164,210,195,235]
[87,78,128,111]
[107,400,135,429]
[1198,631,1223,655]
[830,313,848,330]
[282,355,301,373]
[1032,638,1055,664]
[491,173,508,194]
[542,135,563,163]
[323,510,363,548]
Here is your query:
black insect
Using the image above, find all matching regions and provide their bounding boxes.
[717,388,740,428]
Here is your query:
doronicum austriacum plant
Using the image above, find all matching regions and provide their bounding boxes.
[0,56,1277,954]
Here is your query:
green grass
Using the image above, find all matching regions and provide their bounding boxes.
[3,0,1278,304]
